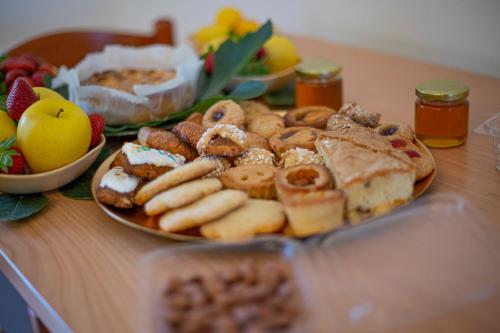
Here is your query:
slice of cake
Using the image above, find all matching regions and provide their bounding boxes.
[316,136,416,222]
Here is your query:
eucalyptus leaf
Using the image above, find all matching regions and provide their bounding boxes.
[264,81,296,107]
[230,81,268,100]
[60,147,111,199]
[0,193,48,222]
[199,20,272,100]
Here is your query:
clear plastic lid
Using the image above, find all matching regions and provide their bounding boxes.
[299,193,500,332]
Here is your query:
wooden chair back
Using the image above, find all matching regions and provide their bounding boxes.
[6,19,174,67]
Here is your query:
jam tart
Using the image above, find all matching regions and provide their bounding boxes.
[376,123,415,141]
[269,127,321,157]
[202,100,245,128]
[247,112,285,138]
[220,164,278,199]
[275,164,333,200]
[196,124,247,157]
[285,106,336,129]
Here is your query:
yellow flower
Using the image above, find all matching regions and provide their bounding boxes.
[194,25,229,45]
[264,35,300,73]
[234,20,259,37]
[215,7,243,30]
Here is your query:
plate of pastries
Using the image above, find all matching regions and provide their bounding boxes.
[92,101,436,241]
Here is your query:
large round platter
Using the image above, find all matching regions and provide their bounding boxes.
[91,140,436,242]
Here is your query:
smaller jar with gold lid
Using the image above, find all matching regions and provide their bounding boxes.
[295,58,343,110]
[415,79,470,148]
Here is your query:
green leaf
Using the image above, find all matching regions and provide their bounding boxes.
[199,20,273,100]
[43,75,69,99]
[0,193,48,222]
[60,147,111,199]
[230,80,268,99]
[0,94,7,110]
[238,59,270,76]
[0,136,17,173]
[264,81,296,107]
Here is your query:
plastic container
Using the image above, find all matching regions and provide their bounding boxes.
[486,116,500,171]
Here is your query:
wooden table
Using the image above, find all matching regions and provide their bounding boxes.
[1,35,500,333]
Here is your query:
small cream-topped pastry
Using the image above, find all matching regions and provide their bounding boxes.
[96,167,140,208]
[121,142,185,168]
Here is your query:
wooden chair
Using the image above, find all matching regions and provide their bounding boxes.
[6,19,175,67]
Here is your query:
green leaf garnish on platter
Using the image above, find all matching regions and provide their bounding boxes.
[0,193,49,222]
[264,81,296,107]
[60,147,111,200]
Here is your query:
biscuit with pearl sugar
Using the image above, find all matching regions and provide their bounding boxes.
[144,178,222,216]
[159,190,248,233]
[135,158,217,205]
[201,199,286,241]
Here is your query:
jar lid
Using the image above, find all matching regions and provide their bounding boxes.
[416,79,469,102]
[295,58,342,78]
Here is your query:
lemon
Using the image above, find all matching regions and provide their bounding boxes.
[200,35,229,54]
[264,35,300,73]
[234,20,259,37]
[194,25,230,45]
[215,7,243,30]
[0,111,16,142]
[33,87,64,100]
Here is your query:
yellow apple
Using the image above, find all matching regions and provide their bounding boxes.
[0,111,16,142]
[33,87,64,100]
[17,98,91,173]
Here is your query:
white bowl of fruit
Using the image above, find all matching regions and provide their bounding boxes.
[0,76,106,194]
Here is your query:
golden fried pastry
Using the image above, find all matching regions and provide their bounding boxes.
[138,127,198,161]
[275,164,332,200]
[246,132,271,150]
[279,147,323,168]
[285,106,336,129]
[135,158,217,205]
[185,112,203,125]
[197,124,247,157]
[234,148,276,166]
[193,156,232,178]
[172,121,206,148]
[281,190,345,237]
[376,123,415,142]
[96,167,140,209]
[386,138,434,181]
[203,100,245,128]
[144,178,222,216]
[220,164,277,199]
[200,199,286,241]
[316,136,416,222]
[339,102,381,128]
[269,127,320,157]
[159,190,248,232]
[111,143,185,181]
[326,114,361,131]
[247,112,285,138]
[239,100,272,126]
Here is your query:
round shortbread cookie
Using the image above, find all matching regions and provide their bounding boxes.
[144,178,222,216]
[159,190,248,233]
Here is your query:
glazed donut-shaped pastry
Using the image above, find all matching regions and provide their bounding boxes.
[247,113,285,138]
[269,127,320,157]
[376,123,415,141]
[275,164,333,200]
[220,164,277,199]
[285,106,336,129]
[202,100,245,128]
[197,124,247,157]
[279,147,323,168]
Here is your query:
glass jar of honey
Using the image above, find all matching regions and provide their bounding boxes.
[415,79,469,148]
[295,58,343,110]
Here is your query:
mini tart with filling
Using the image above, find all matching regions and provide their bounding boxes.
[285,106,336,129]
[269,127,321,157]
[202,100,245,128]
[275,164,333,200]
[220,164,278,199]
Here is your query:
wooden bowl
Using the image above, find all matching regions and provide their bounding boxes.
[0,135,106,194]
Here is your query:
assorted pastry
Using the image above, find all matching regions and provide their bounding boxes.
[95,100,435,240]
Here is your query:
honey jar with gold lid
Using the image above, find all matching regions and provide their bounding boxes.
[415,79,470,148]
[295,58,343,110]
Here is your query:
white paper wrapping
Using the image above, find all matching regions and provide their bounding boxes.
[53,44,203,125]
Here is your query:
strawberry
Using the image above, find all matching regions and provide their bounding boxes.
[0,136,25,174]
[88,113,105,148]
[205,52,215,75]
[20,53,41,67]
[1,57,37,73]
[32,70,52,87]
[5,68,28,86]
[38,63,55,75]
[6,77,38,121]
[255,47,266,60]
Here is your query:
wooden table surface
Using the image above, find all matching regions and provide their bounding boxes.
[1,35,500,333]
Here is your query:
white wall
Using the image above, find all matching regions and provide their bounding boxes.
[1,0,499,78]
